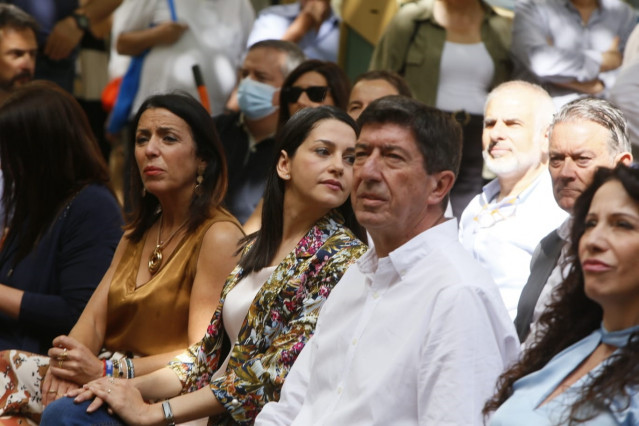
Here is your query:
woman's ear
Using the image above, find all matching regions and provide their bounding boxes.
[276,150,291,180]
[197,160,207,176]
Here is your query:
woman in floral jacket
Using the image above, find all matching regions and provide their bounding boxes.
[42,106,367,425]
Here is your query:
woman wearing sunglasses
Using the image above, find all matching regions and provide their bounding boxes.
[277,59,350,130]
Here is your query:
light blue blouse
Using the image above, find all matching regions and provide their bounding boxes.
[490,325,639,425]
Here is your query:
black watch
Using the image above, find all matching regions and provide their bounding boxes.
[71,12,90,31]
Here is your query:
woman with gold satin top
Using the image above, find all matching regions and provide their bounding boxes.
[0,92,245,423]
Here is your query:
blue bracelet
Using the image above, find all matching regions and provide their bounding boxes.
[105,359,114,377]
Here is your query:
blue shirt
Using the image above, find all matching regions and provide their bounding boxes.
[247,2,340,62]
[511,0,637,106]
[0,185,122,354]
[491,327,639,425]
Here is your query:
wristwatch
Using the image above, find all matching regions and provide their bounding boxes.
[162,401,176,426]
[71,11,90,32]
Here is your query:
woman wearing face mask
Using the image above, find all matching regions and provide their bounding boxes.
[42,106,367,425]
[215,40,305,225]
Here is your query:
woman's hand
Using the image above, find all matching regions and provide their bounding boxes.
[82,377,161,425]
[41,367,80,407]
[47,335,103,385]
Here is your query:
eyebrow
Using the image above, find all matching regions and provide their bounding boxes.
[316,139,355,151]
[355,142,411,155]
[138,126,179,133]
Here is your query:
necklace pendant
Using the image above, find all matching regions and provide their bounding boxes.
[148,245,163,275]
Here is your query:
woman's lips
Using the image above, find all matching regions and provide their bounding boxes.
[143,166,163,176]
[582,258,612,272]
[322,179,343,191]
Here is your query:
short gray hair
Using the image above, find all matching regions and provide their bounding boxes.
[485,80,555,135]
[247,39,306,78]
[548,97,631,156]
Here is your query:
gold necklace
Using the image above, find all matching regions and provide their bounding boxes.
[148,215,188,275]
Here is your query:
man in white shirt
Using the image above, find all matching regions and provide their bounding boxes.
[610,24,639,158]
[247,0,339,62]
[459,81,567,319]
[256,96,520,425]
[514,97,633,342]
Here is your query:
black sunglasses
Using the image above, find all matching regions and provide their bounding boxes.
[282,86,329,103]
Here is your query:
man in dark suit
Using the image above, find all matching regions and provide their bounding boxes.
[514,98,633,343]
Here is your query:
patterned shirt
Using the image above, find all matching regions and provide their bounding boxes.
[168,211,366,424]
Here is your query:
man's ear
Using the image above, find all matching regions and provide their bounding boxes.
[276,150,291,180]
[426,170,456,206]
[616,151,633,166]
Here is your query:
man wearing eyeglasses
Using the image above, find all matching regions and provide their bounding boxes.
[459,81,567,319]
[215,40,305,225]
[514,98,633,343]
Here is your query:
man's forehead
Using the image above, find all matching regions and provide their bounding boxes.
[358,122,417,147]
[244,48,285,72]
[550,120,609,152]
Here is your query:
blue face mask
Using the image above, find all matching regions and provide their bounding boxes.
[237,78,279,120]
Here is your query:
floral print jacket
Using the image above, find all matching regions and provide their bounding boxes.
[168,211,366,424]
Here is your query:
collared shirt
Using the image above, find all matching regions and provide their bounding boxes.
[511,0,636,106]
[459,172,568,319]
[610,25,639,149]
[247,2,340,62]
[491,328,639,425]
[256,219,520,426]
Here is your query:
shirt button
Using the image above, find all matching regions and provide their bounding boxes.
[351,338,357,346]
[337,386,343,394]
[372,292,379,299]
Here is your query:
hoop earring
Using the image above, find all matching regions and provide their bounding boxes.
[142,187,147,197]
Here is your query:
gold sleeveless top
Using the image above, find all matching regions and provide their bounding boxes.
[103,207,242,356]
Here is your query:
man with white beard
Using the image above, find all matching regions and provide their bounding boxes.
[459,81,567,319]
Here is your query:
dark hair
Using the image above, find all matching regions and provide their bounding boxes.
[0,4,38,34]
[352,70,413,98]
[247,39,305,77]
[484,163,639,423]
[240,106,365,272]
[357,95,462,207]
[277,60,350,130]
[126,93,228,242]
[0,81,113,265]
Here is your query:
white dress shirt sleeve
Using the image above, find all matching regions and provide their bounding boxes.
[419,284,519,425]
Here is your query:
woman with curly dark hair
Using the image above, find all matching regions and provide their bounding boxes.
[485,163,639,425]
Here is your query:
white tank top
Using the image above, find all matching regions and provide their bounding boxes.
[435,41,494,115]
[213,265,277,380]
